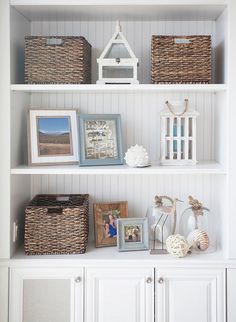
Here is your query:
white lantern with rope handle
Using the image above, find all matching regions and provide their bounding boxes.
[160,99,199,166]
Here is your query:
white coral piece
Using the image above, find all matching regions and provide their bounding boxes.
[166,234,190,258]
[124,145,150,167]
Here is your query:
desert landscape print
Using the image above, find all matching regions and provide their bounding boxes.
[37,116,72,156]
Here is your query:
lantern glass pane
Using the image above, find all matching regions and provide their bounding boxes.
[181,140,185,159]
[105,43,131,59]
[166,118,170,137]
[173,118,177,137]
[181,118,185,136]
[102,66,133,79]
[189,118,193,137]
[165,140,170,160]
[189,140,193,159]
[173,140,177,159]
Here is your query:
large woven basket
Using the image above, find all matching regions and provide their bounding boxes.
[25,36,91,84]
[151,35,211,84]
[24,194,89,255]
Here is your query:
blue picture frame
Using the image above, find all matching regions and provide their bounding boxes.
[117,218,149,252]
[78,114,124,166]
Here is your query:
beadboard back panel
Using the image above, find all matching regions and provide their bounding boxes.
[31,174,225,247]
[31,20,217,84]
[30,92,217,163]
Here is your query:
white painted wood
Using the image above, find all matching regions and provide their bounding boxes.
[10,267,84,322]
[0,267,8,322]
[10,162,226,175]
[0,0,11,259]
[155,268,225,322]
[10,3,226,22]
[85,267,154,322]
[11,84,228,93]
[227,269,236,322]
[227,0,236,259]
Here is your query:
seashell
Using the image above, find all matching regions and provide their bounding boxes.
[187,229,209,251]
[124,145,150,168]
[166,234,190,258]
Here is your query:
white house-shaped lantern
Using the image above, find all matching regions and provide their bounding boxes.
[97,21,139,84]
[160,100,199,165]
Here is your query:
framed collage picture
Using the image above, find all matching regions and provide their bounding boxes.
[78,114,123,166]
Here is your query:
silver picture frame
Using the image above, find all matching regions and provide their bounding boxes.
[117,218,149,252]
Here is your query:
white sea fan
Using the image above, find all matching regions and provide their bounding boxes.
[124,145,150,167]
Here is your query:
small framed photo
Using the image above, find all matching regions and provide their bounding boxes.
[94,201,128,248]
[117,218,149,252]
[78,114,123,166]
[28,110,78,165]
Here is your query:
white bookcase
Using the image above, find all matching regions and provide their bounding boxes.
[1,1,236,322]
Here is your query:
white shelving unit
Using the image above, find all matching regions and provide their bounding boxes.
[2,1,236,321]
[5,0,231,258]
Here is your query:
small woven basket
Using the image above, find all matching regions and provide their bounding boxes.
[151,35,212,84]
[25,36,91,84]
[24,194,89,255]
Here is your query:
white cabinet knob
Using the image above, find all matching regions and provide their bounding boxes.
[158,277,164,284]
[75,276,81,283]
[146,277,152,284]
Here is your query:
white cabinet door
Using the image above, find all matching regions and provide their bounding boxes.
[0,267,8,322]
[86,267,154,322]
[227,268,236,322]
[10,267,84,322]
[155,268,225,322]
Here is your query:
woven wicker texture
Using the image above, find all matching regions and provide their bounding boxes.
[25,36,91,84]
[25,194,89,255]
[151,35,211,84]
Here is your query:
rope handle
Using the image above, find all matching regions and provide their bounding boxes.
[165,99,188,116]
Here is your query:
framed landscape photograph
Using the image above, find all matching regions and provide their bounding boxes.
[117,218,149,252]
[94,201,128,247]
[28,110,78,165]
[78,114,123,166]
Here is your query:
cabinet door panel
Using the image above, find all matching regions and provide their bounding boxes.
[0,267,8,322]
[227,268,236,322]
[86,267,154,322]
[156,268,225,322]
[23,279,71,322]
[10,267,83,322]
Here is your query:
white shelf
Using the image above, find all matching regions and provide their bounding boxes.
[11,161,226,175]
[5,245,230,269]
[10,2,226,21]
[11,84,227,94]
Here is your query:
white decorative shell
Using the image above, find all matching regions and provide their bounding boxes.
[187,229,209,251]
[166,234,190,258]
[124,145,150,167]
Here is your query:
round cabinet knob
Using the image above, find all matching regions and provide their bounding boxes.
[146,277,152,284]
[158,277,164,284]
[75,276,81,283]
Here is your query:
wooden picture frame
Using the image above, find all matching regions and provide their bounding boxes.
[94,201,128,248]
[28,109,79,166]
[78,114,123,166]
[117,218,149,252]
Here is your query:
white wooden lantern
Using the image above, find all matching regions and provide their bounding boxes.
[160,99,199,166]
[97,21,139,84]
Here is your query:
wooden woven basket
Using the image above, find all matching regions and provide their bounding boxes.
[151,35,212,84]
[25,36,91,84]
[24,194,89,255]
